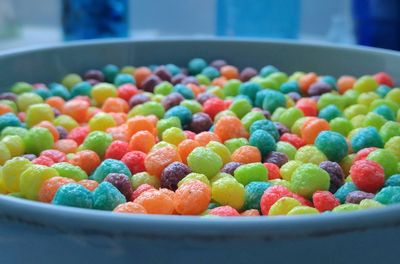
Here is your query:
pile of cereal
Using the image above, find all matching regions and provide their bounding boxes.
[0,58,399,217]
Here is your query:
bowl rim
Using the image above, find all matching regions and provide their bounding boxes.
[1,38,400,237]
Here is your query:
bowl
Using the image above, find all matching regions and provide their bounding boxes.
[0,39,399,263]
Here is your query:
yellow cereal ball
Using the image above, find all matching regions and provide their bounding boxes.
[20,165,58,200]
[91,83,117,105]
[2,157,31,193]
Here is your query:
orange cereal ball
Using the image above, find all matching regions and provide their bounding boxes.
[102,97,129,113]
[127,116,156,137]
[113,202,147,214]
[231,146,261,163]
[62,99,90,123]
[78,179,99,191]
[134,189,174,214]
[54,139,78,154]
[38,176,75,203]
[174,180,211,215]
[300,118,330,144]
[299,72,318,95]
[134,67,152,87]
[178,139,201,164]
[144,146,181,177]
[241,209,260,216]
[338,75,356,94]
[129,130,156,153]
[214,116,248,142]
[69,150,101,175]
[0,104,13,115]
[45,96,65,111]
[220,65,239,80]
[194,131,221,146]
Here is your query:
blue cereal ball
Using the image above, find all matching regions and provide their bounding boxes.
[92,182,126,210]
[114,73,135,86]
[243,181,272,210]
[249,129,277,157]
[71,81,92,98]
[33,87,52,99]
[318,104,342,122]
[254,90,269,108]
[164,105,192,126]
[173,84,195,99]
[249,119,279,141]
[373,105,395,121]
[165,64,181,76]
[280,80,300,94]
[0,113,21,132]
[260,65,278,77]
[52,183,93,209]
[385,174,400,187]
[351,126,384,153]
[376,85,391,98]
[239,82,262,102]
[102,64,119,82]
[374,186,400,205]
[320,75,337,90]
[201,66,220,80]
[188,58,207,75]
[262,90,286,113]
[49,83,71,100]
[315,131,348,162]
[334,182,358,203]
[90,159,131,183]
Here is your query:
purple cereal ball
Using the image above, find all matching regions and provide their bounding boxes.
[0,92,17,102]
[220,162,242,175]
[154,66,172,82]
[263,151,288,167]
[319,161,345,193]
[21,154,37,161]
[171,73,186,85]
[210,59,227,70]
[160,162,191,191]
[83,70,105,82]
[345,191,375,204]
[240,67,258,82]
[182,76,199,85]
[52,108,61,117]
[310,95,320,102]
[189,112,213,133]
[308,82,332,96]
[196,93,216,105]
[273,122,290,136]
[141,75,162,92]
[86,79,100,86]
[104,173,133,201]
[129,94,150,108]
[287,92,301,102]
[180,68,188,76]
[56,126,68,139]
[162,92,185,110]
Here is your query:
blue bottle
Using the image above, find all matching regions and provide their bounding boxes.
[62,0,128,41]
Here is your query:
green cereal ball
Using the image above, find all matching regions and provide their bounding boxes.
[280,160,303,182]
[2,135,25,157]
[11,82,33,94]
[287,206,319,215]
[20,165,58,200]
[121,65,136,74]
[268,72,288,86]
[258,77,280,90]
[207,86,224,99]
[249,129,277,157]
[53,115,79,132]
[154,81,173,95]
[89,112,116,132]
[385,88,400,104]
[241,111,266,131]
[344,104,368,120]
[351,126,383,153]
[187,147,223,178]
[71,81,92,97]
[269,179,291,189]
[278,107,304,129]
[23,127,54,155]
[366,149,398,178]
[271,107,286,122]
[330,117,353,136]
[353,75,378,93]
[340,154,355,177]
[211,176,245,209]
[359,199,384,209]
[2,157,31,192]
[291,117,309,136]
[196,74,210,85]
[262,90,286,113]
[206,141,231,164]
[295,145,327,165]
[369,99,399,113]
[234,163,267,186]
[82,131,112,158]
[318,104,342,122]
[156,116,181,138]
[162,127,186,146]
[90,159,131,182]
[224,138,249,153]
[357,92,380,106]
[334,182,358,203]
[342,90,359,106]
[385,136,400,157]
[0,142,11,166]
[250,119,279,141]
[229,99,252,119]
[210,172,234,183]
[315,131,348,162]
[178,172,210,188]
[373,105,395,121]
[351,115,366,128]
[332,204,361,213]
[362,112,387,130]
[1,127,27,139]
[16,93,43,112]
[223,79,241,97]
[290,163,330,198]
[52,183,93,208]
[180,100,202,114]
[288,71,305,81]
[51,162,88,181]
[317,93,345,111]
[26,103,55,128]
[276,141,297,160]
[93,182,126,210]
[142,101,165,119]
[62,73,82,90]
[374,186,400,205]
[130,172,160,189]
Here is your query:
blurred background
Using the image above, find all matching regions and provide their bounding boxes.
[0,0,397,51]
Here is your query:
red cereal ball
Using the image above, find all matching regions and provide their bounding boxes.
[69,150,101,175]
[295,98,318,116]
[241,209,260,216]
[54,139,78,154]
[350,160,385,193]
[78,179,99,191]
[260,185,293,215]
[174,180,211,215]
[117,83,138,102]
[353,147,378,162]
[184,130,196,140]
[208,205,240,217]
[67,126,90,145]
[104,140,129,160]
[38,176,75,203]
[128,131,155,154]
[113,202,147,214]
[264,163,281,180]
[121,151,147,174]
[131,184,155,201]
[40,149,67,163]
[312,190,340,212]
[280,133,306,149]
[32,156,55,166]
[203,97,227,120]
[373,72,394,87]
[134,189,174,214]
